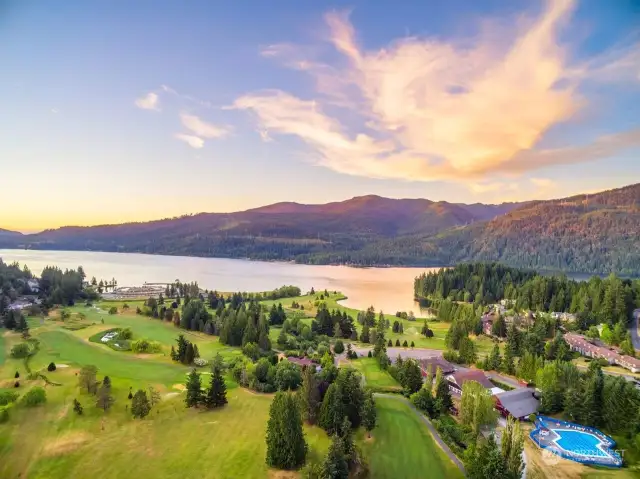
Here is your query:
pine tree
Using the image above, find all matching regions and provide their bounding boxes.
[184,342,195,365]
[582,365,604,427]
[299,366,321,424]
[185,368,203,408]
[319,383,344,435]
[402,359,423,395]
[96,376,114,412]
[488,343,502,371]
[501,346,516,375]
[265,392,307,469]
[73,398,83,415]
[204,356,227,409]
[131,389,151,419]
[434,367,453,413]
[362,390,377,438]
[322,435,349,479]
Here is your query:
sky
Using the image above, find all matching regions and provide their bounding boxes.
[1,0,639,233]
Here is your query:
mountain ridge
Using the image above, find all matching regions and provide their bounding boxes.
[1,184,638,274]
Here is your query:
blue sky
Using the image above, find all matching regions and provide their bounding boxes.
[1,0,639,232]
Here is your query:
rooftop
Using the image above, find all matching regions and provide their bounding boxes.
[495,388,540,418]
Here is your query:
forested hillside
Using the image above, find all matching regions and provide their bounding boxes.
[1,184,638,274]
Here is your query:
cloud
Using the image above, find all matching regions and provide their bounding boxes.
[234,0,640,182]
[135,92,160,111]
[180,113,230,138]
[174,133,204,149]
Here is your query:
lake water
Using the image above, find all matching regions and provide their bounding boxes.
[0,249,440,314]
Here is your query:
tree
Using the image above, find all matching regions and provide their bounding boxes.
[402,359,423,395]
[204,355,227,409]
[299,366,321,425]
[78,365,98,394]
[465,434,507,479]
[460,380,497,439]
[96,376,114,412]
[319,383,344,435]
[536,362,564,413]
[501,416,524,479]
[275,360,303,391]
[582,365,604,427]
[501,346,516,375]
[359,325,370,343]
[148,386,161,408]
[47,362,57,372]
[362,390,377,438]
[73,398,83,415]
[185,368,203,408]
[131,389,151,419]
[334,340,345,355]
[322,435,349,479]
[434,367,452,413]
[265,391,307,469]
[488,343,502,371]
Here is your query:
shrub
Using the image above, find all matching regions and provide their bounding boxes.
[0,406,9,423]
[108,306,118,315]
[0,391,19,406]
[367,351,372,358]
[47,362,57,372]
[73,399,83,415]
[410,341,415,348]
[21,387,46,407]
[14,381,20,388]
[14,371,19,379]
[130,338,161,354]
[193,357,209,367]
[117,327,133,340]
[333,340,345,355]
[402,340,408,347]
[10,343,30,359]
[395,339,400,347]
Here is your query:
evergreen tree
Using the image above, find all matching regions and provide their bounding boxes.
[96,376,114,412]
[362,390,377,438]
[319,383,344,435]
[299,366,321,425]
[582,365,604,427]
[265,392,307,469]
[460,380,497,439]
[434,367,453,413]
[204,355,227,409]
[322,435,349,479]
[488,343,502,371]
[184,342,195,365]
[359,325,370,343]
[73,398,83,415]
[501,346,516,375]
[402,359,423,395]
[185,368,203,408]
[131,389,151,418]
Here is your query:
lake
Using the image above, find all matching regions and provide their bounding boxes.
[0,249,440,314]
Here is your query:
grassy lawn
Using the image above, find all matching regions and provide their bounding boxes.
[348,358,401,391]
[0,333,5,366]
[357,396,463,479]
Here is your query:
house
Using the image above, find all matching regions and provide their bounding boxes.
[494,388,539,420]
[419,357,455,378]
[551,312,576,322]
[564,333,640,373]
[446,370,504,395]
[26,279,40,293]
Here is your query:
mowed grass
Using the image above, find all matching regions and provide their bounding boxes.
[348,358,400,390]
[37,330,189,385]
[358,397,464,479]
[0,363,330,479]
[0,333,5,366]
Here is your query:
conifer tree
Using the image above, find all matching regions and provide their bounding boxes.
[319,383,344,435]
[184,342,195,365]
[204,355,227,409]
[501,416,524,479]
[96,376,114,412]
[299,366,321,424]
[488,343,502,371]
[73,398,83,415]
[322,435,349,479]
[362,390,377,438]
[131,389,151,419]
[265,392,307,469]
[185,368,203,408]
[434,367,453,413]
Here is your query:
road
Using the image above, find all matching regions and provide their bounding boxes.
[574,363,639,383]
[374,393,466,475]
[630,309,640,351]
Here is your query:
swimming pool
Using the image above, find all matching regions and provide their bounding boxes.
[554,429,608,457]
[530,416,622,467]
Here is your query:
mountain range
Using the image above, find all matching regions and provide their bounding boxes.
[1,183,638,275]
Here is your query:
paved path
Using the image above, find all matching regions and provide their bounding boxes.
[486,372,525,389]
[374,393,466,475]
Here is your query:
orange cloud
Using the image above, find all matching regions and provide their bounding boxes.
[235,0,640,182]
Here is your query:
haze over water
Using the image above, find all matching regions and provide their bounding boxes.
[0,250,439,314]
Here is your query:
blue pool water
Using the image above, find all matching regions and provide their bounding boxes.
[555,429,607,457]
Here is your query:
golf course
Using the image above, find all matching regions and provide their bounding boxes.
[0,297,463,479]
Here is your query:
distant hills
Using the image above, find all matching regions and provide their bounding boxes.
[1,184,638,275]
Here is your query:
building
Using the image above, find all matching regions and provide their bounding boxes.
[564,333,640,373]
[286,357,321,372]
[551,312,576,322]
[419,357,455,377]
[446,370,504,395]
[494,388,539,420]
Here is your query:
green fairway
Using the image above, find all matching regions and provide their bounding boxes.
[358,396,463,479]
[37,330,188,385]
[349,358,401,391]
